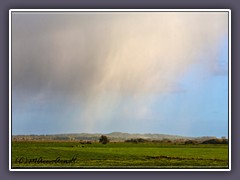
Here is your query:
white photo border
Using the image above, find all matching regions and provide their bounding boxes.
[9,9,231,172]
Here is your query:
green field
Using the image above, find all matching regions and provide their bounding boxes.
[12,141,229,169]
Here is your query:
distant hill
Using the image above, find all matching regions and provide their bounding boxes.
[12,132,217,142]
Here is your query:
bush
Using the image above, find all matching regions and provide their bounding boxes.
[201,139,222,144]
[125,138,148,143]
[99,135,109,144]
[184,140,197,145]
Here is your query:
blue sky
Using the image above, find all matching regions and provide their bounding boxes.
[12,12,229,137]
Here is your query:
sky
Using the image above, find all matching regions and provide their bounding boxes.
[11,11,229,137]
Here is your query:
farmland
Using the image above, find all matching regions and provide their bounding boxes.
[11,141,229,169]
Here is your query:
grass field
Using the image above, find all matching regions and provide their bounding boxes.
[11,141,229,169]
